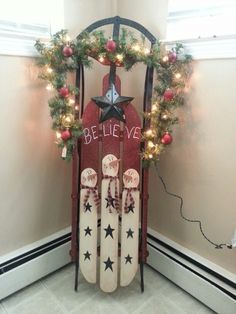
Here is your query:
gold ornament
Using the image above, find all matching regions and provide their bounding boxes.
[61,114,74,128]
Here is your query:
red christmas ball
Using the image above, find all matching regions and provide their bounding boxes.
[61,129,71,141]
[58,86,69,98]
[105,39,116,52]
[168,51,177,63]
[163,89,174,101]
[62,46,73,57]
[161,132,173,145]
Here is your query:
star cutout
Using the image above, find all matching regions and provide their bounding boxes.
[127,203,135,213]
[126,228,134,238]
[84,202,92,212]
[125,254,133,264]
[84,226,92,236]
[104,224,115,239]
[92,83,134,123]
[84,250,91,261]
[105,196,115,209]
[103,256,114,271]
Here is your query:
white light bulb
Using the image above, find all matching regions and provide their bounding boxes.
[56,131,61,139]
[46,84,53,91]
[162,55,169,62]
[175,73,181,79]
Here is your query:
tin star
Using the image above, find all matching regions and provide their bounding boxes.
[92,83,133,123]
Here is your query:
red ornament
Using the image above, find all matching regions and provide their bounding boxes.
[161,132,173,145]
[105,39,116,52]
[61,129,71,141]
[168,51,177,63]
[62,46,73,57]
[163,89,174,101]
[58,86,69,98]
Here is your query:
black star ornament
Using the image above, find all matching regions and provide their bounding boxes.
[84,226,92,236]
[84,202,92,212]
[105,196,115,209]
[125,254,133,264]
[127,203,135,213]
[92,83,134,123]
[126,228,134,238]
[104,256,114,271]
[104,224,115,239]
[84,250,91,261]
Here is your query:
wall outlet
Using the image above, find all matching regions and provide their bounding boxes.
[231,229,236,248]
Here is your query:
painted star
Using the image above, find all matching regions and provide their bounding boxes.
[105,196,115,209]
[92,83,134,123]
[104,224,115,239]
[127,203,135,213]
[125,254,133,264]
[84,226,92,236]
[126,228,134,238]
[84,202,92,212]
[103,257,114,271]
[84,250,91,261]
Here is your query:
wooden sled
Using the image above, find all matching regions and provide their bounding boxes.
[71,16,156,293]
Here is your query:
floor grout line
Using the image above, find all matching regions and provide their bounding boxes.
[0,301,8,314]
[40,280,69,314]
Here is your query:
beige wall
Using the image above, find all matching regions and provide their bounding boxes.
[1,0,235,275]
[0,0,115,256]
[0,57,71,255]
[117,0,236,274]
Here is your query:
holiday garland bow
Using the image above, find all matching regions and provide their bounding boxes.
[103,175,119,213]
[81,185,100,211]
[123,187,139,213]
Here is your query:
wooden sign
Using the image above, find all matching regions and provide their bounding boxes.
[79,74,141,292]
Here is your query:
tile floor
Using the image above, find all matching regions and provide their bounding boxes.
[0,264,215,314]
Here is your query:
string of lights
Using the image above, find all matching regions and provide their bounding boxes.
[155,165,232,249]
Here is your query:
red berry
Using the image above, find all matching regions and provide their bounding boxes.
[163,89,174,101]
[168,51,177,63]
[61,130,71,141]
[105,39,116,52]
[62,46,73,57]
[58,86,69,98]
[161,132,173,145]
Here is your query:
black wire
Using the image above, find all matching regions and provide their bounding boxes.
[155,165,232,249]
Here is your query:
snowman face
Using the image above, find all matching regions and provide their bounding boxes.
[123,168,139,188]
[81,168,97,187]
[102,154,119,176]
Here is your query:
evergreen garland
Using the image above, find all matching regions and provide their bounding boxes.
[35,29,192,165]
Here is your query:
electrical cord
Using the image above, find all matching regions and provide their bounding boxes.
[155,165,232,249]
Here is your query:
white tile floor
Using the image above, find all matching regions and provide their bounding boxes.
[0,264,215,314]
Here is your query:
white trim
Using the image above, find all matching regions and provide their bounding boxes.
[163,35,236,60]
[147,228,236,314]
[0,227,71,300]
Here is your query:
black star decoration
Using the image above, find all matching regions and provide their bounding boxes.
[104,256,114,271]
[127,203,135,213]
[84,202,92,212]
[125,254,133,264]
[104,224,115,239]
[84,250,91,261]
[126,228,134,238]
[92,83,134,123]
[84,226,92,236]
[105,196,115,209]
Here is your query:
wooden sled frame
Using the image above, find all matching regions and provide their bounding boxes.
[70,16,156,292]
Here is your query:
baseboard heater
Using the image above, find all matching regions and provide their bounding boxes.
[1,228,235,314]
[147,231,236,314]
[0,229,72,300]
